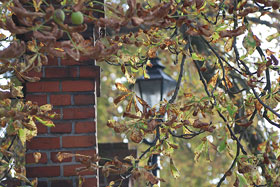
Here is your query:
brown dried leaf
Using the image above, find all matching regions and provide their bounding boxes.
[143,170,159,184]
[219,25,246,38]
[255,100,263,113]
[126,0,136,18]
[131,17,144,26]
[114,93,130,105]
[238,7,258,17]
[130,129,143,143]
[0,41,26,59]
[126,96,133,112]
[193,119,209,128]
[123,112,141,119]
[136,95,148,107]
[195,0,205,10]
[56,152,75,162]
[165,115,177,126]
[238,121,253,127]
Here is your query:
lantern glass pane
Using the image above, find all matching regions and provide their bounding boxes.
[162,79,177,102]
[138,79,162,108]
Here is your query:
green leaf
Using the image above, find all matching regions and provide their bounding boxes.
[18,128,27,145]
[194,141,205,162]
[237,173,248,187]
[217,138,227,152]
[242,32,256,55]
[227,105,237,118]
[170,159,180,179]
[34,116,55,127]
[191,53,205,61]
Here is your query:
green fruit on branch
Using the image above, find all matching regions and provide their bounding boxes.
[53,9,65,24]
[71,11,84,25]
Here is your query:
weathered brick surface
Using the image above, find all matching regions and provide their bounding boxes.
[26,81,60,92]
[26,94,47,106]
[63,107,95,120]
[27,166,60,178]
[74,95,95,105]
[50,122,72,133]
[62,135,96,148]
[45,67,78,78]
[83,177,98,187]
[50,94,71,106]
[75,121,96,133]
[27,137,60,150]
[61,80,95,92]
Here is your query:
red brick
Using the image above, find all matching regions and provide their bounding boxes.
[50,94,71,106]
[51,122,72,133]
[37,124,48,134]
[63,164,95,176]
[27,137,60,150]
[26,166,60,178]
[26,152,47,164]
[26,94,47,106]
[61,80,94,92]
[62,135,95,148]
[79,66,100,78]
[83,177,98,187]
[63,107,95,120]
[51,151,72,163]
[26,81,60,92]
[45,67,78,78]
[25,70,43,78]
[75,121,95,133]
[61,59,81,66]
[51,180,72,187]
[74,95,95,105]
[46,56,59,66]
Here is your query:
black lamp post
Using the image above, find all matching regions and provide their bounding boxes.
[134,57,177,183]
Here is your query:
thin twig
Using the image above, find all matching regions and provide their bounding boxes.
[169,54,186,104]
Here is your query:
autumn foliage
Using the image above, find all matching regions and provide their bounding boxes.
[0,0,280,186]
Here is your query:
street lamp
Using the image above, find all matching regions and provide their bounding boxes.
[134,57,177,183]
[134,57,177,109]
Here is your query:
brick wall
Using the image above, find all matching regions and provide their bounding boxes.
[25,57,100,187]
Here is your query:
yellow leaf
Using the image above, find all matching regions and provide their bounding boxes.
[27,40,37,52]
[33,0,42,12]
[33,152,41,163]
[40,104,53,111]
[225,76,233,88]
[225,37,234,52]
[115,83,130,92]
[54,48,64,52]
[208,71,219,88]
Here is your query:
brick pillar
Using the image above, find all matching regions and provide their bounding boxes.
[25,57,100,187]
